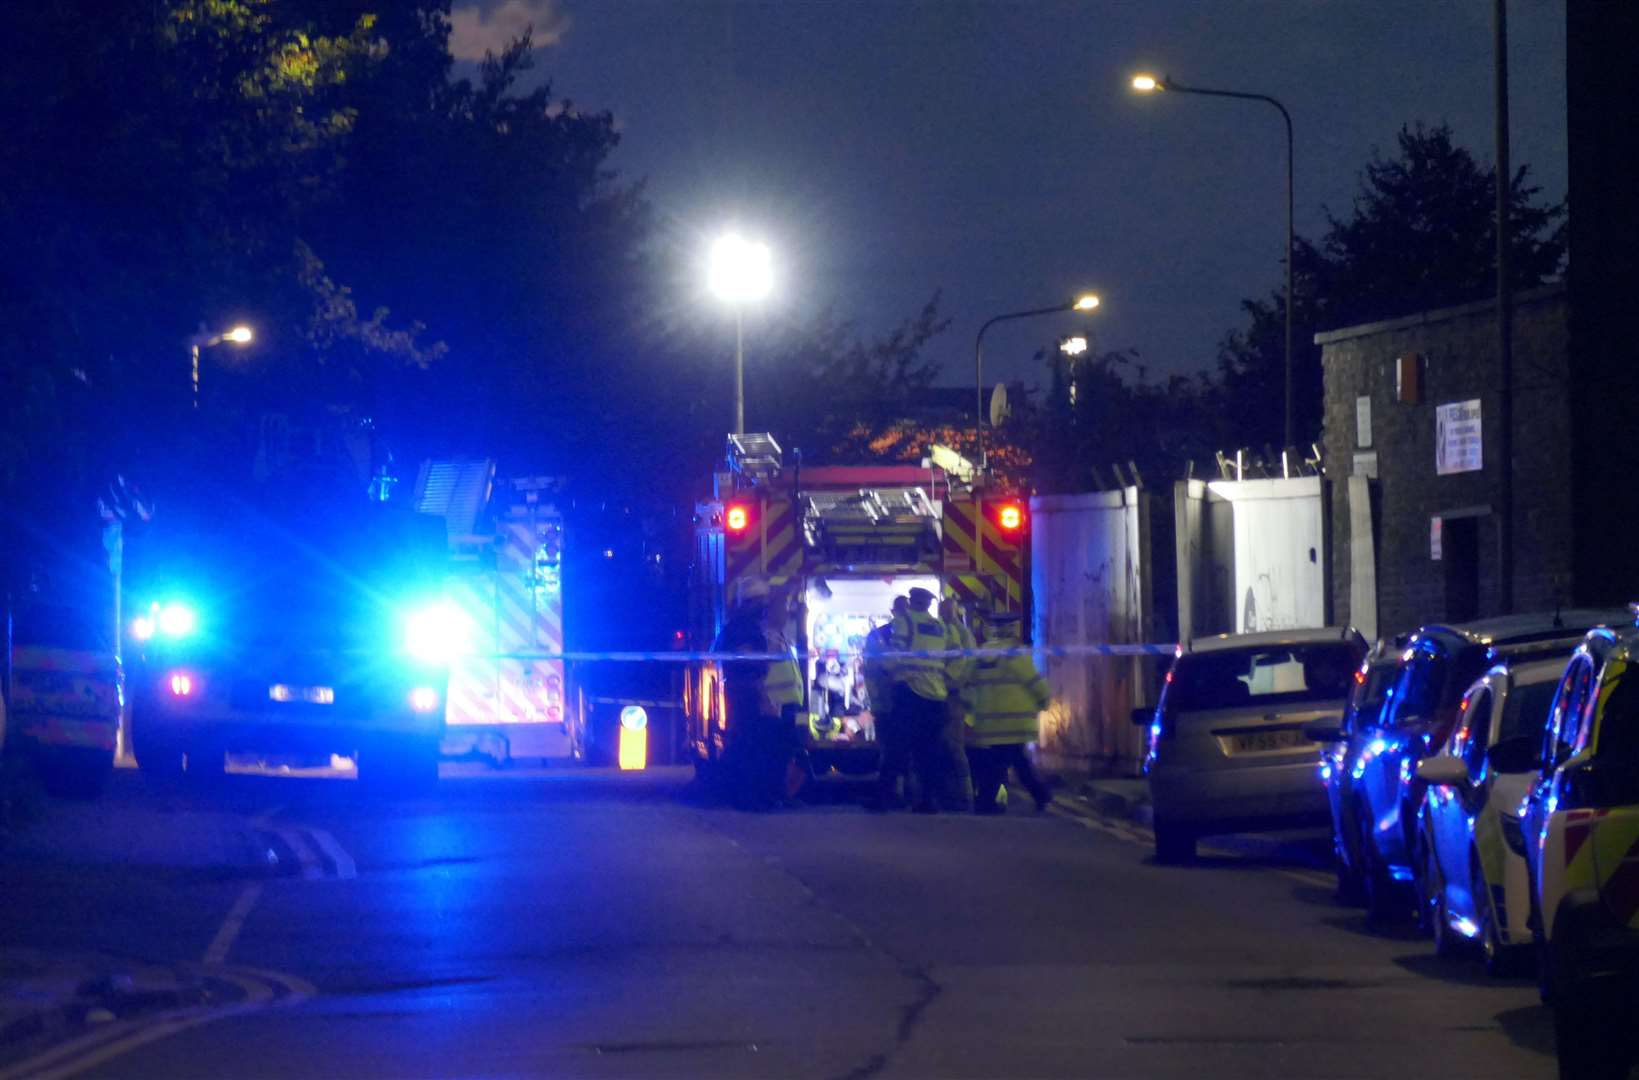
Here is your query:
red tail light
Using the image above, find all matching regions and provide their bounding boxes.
[726,504,751,533]
[995,502,1025,532]
[168,672,196,697]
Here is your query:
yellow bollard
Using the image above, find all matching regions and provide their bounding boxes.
[618,706,648,770]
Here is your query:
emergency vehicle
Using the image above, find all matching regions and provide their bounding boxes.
[412,461,569,761]
[1522,621,1639,1004]
[684,433,1028,780]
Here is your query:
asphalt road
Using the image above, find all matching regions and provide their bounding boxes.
[1,764,1556,1079]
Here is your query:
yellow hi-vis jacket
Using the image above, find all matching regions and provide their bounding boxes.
[889,610,951,702]
[761,630,805,716]
[968,633,1050,746]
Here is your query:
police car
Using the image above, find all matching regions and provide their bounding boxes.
[1522,622,1639,1004]
[1414,658,1561,974]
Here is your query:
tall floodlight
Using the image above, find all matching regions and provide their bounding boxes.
[708,233,774,435]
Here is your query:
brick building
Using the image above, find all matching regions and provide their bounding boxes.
[1316,286,1574,640]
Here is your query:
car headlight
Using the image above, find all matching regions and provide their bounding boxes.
[403,601,474,663]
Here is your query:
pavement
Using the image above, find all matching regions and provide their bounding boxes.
[0,760,1556,1078]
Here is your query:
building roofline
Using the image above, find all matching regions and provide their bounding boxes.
[1312,283,1566,348]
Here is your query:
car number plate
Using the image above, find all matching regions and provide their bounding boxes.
[269,684,335,705]
[1230,729,1307,753]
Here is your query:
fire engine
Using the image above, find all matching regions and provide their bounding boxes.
[684,433,1028,781]
[412,461,568,762]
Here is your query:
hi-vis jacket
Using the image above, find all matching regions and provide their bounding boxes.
[889,610,952,702]
[968,632,1050,747]
[761,630,805,716]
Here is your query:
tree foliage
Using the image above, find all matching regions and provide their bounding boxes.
[1214,122,1566,452]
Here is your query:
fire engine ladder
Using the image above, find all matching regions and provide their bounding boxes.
[804,487,938,562]
[726,433,783,485]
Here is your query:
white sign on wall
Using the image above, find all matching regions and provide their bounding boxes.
[1436,399,1483,475]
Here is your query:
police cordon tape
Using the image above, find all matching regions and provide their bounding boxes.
[483,644,1178,663]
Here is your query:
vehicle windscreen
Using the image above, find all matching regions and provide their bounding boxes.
[1168,643,1360,711]
[1344,662,1396,729]
[1498,678,1560,743]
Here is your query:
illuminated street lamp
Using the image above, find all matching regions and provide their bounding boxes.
[1131,71,1296,458]
[707,233,773,435]
[974,293,1100,472]
[1060,336,1089,357]
[187,322,254,409]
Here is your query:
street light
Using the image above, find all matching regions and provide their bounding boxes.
[708,233,773,435]
[1131,71,1296,459]
[187,322,254,409]
[974,293,1101,473]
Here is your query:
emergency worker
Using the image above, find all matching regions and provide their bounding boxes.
[939,596,977,809]
[965,610,1052,814]
[714,579,805,809]
[865,596,910,810]
[889,587,967,813]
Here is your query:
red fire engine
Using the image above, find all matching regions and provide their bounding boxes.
[684,433,1028,780]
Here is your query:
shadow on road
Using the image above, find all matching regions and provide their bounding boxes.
[1493,1003,1556,1059]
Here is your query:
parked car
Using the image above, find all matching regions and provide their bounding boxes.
[1138,627,1367,863]
[1314,611,1619,921]
[1521,624,1639,1007]
[1414,658,1561,974]
[1314,637,1407,903]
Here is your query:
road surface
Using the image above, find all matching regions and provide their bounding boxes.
[1,764,1555,1078]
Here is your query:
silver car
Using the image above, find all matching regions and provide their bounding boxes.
[1137,627,1367,863]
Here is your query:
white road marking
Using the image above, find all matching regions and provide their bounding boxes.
[304,827,357,880]
[277,827,324,880]
[202,883,264,966]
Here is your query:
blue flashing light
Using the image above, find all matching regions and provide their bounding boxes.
[135,600,197,641]
[1389,865,1415,883]
[1453,915,1481,939]
[404,600,475,663]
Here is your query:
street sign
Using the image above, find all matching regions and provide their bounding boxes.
[1435,399,1483,475]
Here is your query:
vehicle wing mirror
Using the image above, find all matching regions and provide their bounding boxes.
[1132,706,1155,728]
[1416,757,1470,788]
[1302,717,1344,743]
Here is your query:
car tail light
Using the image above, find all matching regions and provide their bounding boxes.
[168,672,196,697]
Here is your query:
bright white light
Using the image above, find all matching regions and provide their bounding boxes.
[132,616,155,642]
[404,601,475,663]
[1060,336,1088,357]
[158,603,197,637]
[708,233,773,304]
[1074,294,1101,311]
[620,705,649,731]
[225,325,254,345]
[409,687,442,713]
[1132,74,1160,92]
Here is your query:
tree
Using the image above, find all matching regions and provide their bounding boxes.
[1214,123,1566,452]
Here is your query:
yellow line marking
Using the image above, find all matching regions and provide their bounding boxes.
[202,883,263,965]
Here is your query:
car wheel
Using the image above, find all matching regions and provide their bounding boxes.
[1334,840,1368,907]
[1358,809,1400,923]
[1153,817,1196,864]
[1474,851,1525,978]
[359,737,440,793]
[1426,849,1460,959]
[132,722,185,780]
[38,748,114,801]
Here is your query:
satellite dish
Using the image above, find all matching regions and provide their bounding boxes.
[988,383,1010,428]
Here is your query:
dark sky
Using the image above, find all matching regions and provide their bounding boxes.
[452,1,1567,391]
